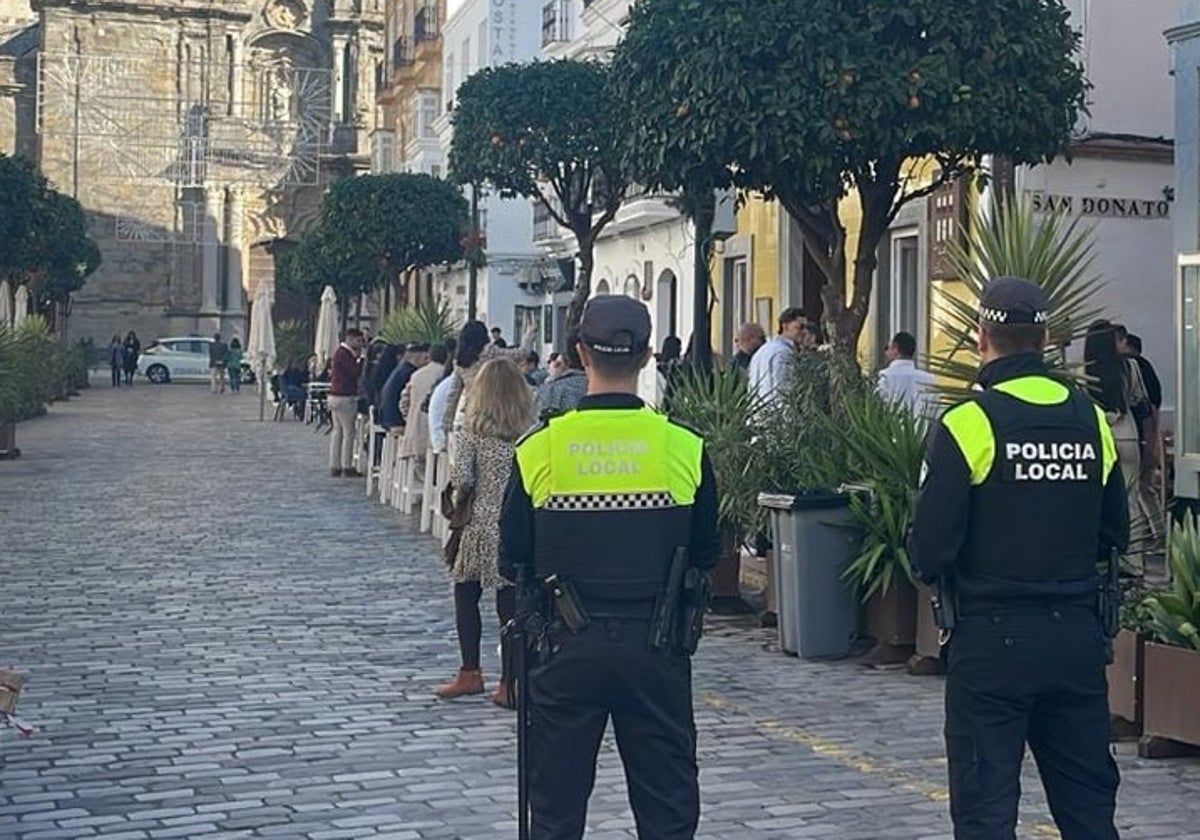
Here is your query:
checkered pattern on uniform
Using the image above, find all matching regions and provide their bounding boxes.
[542,492,677,511]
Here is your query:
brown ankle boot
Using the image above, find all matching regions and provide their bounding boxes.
[490,680,516,710]
[435,669,484,699]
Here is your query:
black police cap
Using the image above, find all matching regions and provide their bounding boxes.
[579,296,652,355]
[978,276,1050,325]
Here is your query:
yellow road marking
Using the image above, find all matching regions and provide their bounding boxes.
[698,692,1062,837]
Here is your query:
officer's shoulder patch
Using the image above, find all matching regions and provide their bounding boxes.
[516,415,555,446]
[665,415,705,440]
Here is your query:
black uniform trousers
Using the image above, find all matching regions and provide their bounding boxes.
[527,617,699,840]
[944,603,1119,840]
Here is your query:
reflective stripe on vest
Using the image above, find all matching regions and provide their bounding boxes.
[516,408,703,509]
[942,376,1116,486]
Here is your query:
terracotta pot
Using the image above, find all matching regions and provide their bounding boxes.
[712,550,742,599]
[1143,642,1200,747]
[864,579,917,664]
[1107,629,1144,728]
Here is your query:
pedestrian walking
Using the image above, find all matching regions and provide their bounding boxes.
[910,277,1128,840]
[108,335,125,388]
[1118,328,1165,547]
[500,296,720,839]
[436,357,535,706]
[328,328,365,478]
[208,333,228,394]
[122,331,140,386]
[226,338,244,394]
[878,330,937,418]
[1085,319,1146,568]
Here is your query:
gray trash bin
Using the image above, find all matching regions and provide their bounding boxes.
[757,491,859,659]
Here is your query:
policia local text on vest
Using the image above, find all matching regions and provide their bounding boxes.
[910,277,1129,840]
[499,296,720,840]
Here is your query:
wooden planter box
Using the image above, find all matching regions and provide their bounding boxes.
[1107,629,1143,730]
[864,579,917,664]
[1142,642,1200,748]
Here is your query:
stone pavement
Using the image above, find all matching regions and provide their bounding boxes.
[2,381,1200,840]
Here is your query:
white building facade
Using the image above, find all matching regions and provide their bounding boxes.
[434,0,548,341]
[538,0,698,401]
[1023,0,1176,417]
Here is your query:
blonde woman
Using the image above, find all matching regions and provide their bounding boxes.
[436,358,537,706]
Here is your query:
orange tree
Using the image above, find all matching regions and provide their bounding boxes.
[611,0,1088,355]
[449,60,627,330]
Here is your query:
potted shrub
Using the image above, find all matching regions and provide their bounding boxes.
[819,387,929,664]
[666,366,764,613]
[1139,515,1200,750]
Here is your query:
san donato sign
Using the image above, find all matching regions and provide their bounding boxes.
[1026,190,1171,220]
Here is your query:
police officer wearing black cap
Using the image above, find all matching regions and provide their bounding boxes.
[499,295,720,840]
[910,276,1129,839]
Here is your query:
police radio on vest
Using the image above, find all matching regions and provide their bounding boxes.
[1006,441,1096,481]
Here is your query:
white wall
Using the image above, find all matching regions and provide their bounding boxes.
[1020,156,1176,417]
[590,217,694,404]
[1064,0,1174,138]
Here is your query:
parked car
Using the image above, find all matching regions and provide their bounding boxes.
[138,336,256,384]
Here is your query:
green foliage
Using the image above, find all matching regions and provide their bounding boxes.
[612,0,1087,352]
[450,60,628,326]
[930,194,1104,396]
[320,173,467,274]
[1141,516,1200,651]
[753,352,927,598]
[663,366,766,537]
[0,317,83,424]
[273,319,309,370]
[281,174,467,316]
[0,153,101,299]
[378,298,460,347]
[828,390,929,599]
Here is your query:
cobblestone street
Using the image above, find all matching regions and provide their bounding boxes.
[3,383,1200,839]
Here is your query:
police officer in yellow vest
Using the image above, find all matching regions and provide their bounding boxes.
[499,295,719,840]
[910,277,1129,839]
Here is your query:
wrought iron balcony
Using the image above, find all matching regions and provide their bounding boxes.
[414,3,439,42]
[392,37,413,71]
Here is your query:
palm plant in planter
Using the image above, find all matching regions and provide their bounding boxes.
[928,194,1104,395]
[665,366,765,612]
[1139,515,1200,749]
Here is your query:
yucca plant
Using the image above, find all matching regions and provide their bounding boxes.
[822,389,930,599]
[379,298,460,347]
[666,366,767,539]
[929,193,1105,397]
[1141,515,1200,651]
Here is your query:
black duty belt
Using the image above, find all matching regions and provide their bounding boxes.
[957,594,1097,617]
[581,598,656,622]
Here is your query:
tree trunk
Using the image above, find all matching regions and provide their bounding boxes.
[565,235,594,334]
[690,193,715,371]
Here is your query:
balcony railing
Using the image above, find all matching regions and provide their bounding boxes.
[414,3,440,42]
[541,0,571,47]
[392,37,413,71]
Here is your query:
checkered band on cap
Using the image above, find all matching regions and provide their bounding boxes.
[978,305,1048,325]
[543,492,677,511]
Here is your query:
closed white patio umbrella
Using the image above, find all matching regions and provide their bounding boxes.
[247,281,276,422]
[314,285,338,370]
[13,285,29,328]
[0,281,12,329]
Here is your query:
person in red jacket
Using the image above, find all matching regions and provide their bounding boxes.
[329,328,365,477]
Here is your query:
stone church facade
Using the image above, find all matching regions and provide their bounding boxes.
[0,0,383,342]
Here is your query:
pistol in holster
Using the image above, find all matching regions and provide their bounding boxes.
[1098,548,1121,664]
[542,574,590,634]
[651,548,710,655]
[930,575,957,647]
